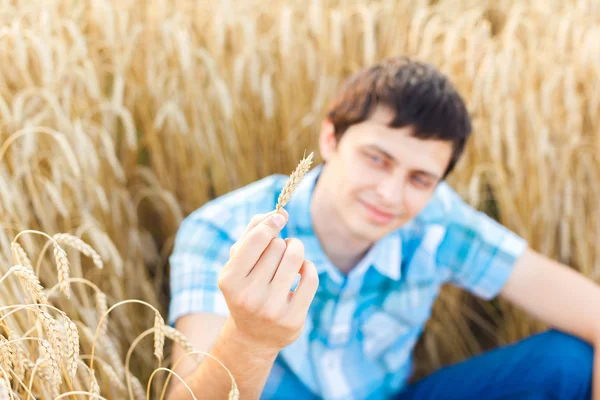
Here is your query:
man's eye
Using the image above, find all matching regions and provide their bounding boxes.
[368,154,384,164]
[412,175,430,187]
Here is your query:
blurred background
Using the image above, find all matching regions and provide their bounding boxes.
[1,0,600,397]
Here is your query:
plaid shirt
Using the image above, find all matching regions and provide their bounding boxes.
[168,164,528,400]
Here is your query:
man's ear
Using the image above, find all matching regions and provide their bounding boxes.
[318,119,337,162]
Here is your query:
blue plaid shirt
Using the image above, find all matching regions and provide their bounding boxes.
[168,164,528,399]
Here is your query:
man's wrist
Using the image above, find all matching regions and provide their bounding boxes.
[221,317,281,360]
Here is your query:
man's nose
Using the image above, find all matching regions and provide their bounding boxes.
[376,176,403,205]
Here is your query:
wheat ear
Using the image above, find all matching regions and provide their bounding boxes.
[52,243,71,298]
[53,233,104,269]
[64,318,79,380]
[4,265,48,304]
[276,151,314,211]
[11,242,32,270]
[154,312,165,362]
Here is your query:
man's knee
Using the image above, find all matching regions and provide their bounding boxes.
[532,329,593,398]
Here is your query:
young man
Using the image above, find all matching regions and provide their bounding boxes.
[166,57,599,400]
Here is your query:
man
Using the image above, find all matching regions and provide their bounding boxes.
[166,57,598,400]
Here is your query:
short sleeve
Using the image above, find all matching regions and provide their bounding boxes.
[435,197,528,300]
[168,215,235,326]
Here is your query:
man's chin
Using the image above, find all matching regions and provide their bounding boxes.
[350,222,390,242]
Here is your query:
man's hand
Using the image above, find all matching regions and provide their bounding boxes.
[218,209,319,353]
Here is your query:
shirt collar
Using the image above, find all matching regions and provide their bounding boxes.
[282,163,402,282]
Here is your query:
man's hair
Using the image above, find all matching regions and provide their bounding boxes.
[326,56,472,178]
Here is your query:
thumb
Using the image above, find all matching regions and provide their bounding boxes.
[229,209,289,258]
[242,209,289,239]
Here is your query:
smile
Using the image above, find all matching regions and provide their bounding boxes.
[358,200,396,224]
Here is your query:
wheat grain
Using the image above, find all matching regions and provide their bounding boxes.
[95,292,108,337]
[98,335,125,378]
[42,179,69,217]
[163,325,198,360]
[10,242,32,270]
[38,311,63,366]
[6,329,24,381]
[7,265,48,304]
[52,243,71,298]
[276,151,314,211]
[80,355,127,394]
[79,324,125,379]
[88,370,100,396]
[64,319,79,381]
[229,385,240,400]
[153,312,165,362]
[53,233,104,270]
[0,337,13,374]
[38,338,61,392]
[130,375,146,400]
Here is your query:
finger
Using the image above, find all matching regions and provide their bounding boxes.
[230,209,289,258]
[229,212,289,276]
[229,214,267,258]
[289,260,319,313]
[243,209,289,239]
[270,238,304,297]
[247,237,286,282]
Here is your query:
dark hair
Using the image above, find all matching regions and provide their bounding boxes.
[326,56,472,178]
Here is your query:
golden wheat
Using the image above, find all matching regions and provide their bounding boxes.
[53,233,104,270]
[5,264,48,304]
[276,151,315,211]
[11,242,32,270]
[0,0,598,397]
[0,336,13,373]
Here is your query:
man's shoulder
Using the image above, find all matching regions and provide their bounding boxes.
[414,181,466,226]
[183,174,287,238]
[412,180,524,257]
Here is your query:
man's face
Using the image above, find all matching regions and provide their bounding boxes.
[318,106,453,243]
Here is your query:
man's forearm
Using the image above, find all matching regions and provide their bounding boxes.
[168,318,280,400]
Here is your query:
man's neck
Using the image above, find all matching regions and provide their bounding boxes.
[310,178,372,275]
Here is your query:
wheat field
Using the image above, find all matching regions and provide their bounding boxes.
[1,0,600,397]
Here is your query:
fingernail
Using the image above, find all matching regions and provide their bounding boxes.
[271,213,286,229]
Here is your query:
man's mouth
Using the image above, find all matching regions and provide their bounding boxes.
[358,200,396,224]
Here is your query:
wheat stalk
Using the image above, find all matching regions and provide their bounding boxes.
[163,325,201,362]
[87,368,100,396]
[89,299,164,374]
[275,151,314,211]
[169,350,239,400]
[147,367,198,400]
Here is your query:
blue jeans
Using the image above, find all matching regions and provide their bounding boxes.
[394,329,593,400]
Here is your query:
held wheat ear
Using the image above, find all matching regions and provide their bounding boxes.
[275,151,314,211]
